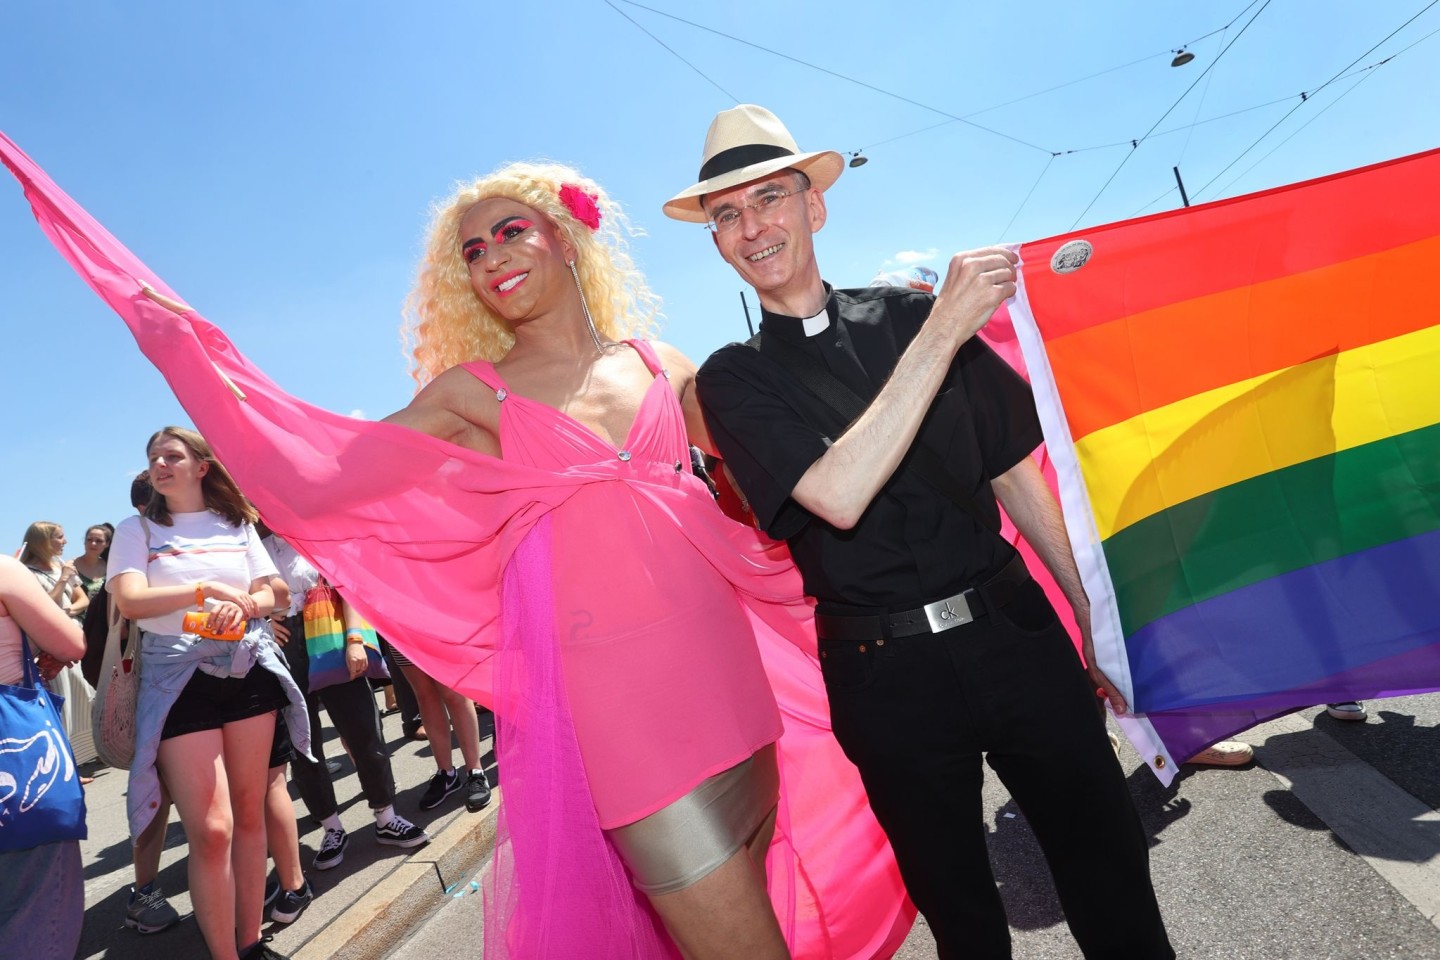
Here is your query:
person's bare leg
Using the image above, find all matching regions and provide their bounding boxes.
[264,764,304,892]
[133,784,171,887]
[648,848,789,960]
[400,661,455,772]
[223,711,277,951]
[436,683,482,771]
[158,729,239,960]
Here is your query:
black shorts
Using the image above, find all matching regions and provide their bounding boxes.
[269,711,297,768]
[160,665,288,741]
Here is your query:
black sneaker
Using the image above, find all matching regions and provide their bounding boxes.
[312,827,348,871]
[269,877,314,924]
[465,770,492,812]
[419,768,463,810]
[125,882,181,934]
[240,935,291,960]
[375,815,430,848]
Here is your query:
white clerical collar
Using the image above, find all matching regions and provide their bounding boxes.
[801,307,830,337]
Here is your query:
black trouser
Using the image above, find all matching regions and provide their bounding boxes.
[281,614,396,818]
[819,579,1174,960]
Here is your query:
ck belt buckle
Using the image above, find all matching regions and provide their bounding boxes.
[923,591,974,633]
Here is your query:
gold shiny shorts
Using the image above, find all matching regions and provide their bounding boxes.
[607,743,779,896]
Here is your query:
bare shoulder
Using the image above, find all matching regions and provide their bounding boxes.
[650,340,698,380]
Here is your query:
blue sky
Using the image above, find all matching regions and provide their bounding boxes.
[3,0,1437,550]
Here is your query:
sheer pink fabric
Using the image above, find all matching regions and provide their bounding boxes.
[2,131,914,958]
[487,514,678,958]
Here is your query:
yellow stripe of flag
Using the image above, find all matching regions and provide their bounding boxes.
[1077,324,1440,540]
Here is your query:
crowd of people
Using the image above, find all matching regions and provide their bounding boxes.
[0,101,1379,960]
[9,451,494,960]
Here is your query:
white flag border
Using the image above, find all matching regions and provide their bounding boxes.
[1005,244,1178,784]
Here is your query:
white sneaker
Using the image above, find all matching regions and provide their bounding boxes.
[1186,740,1254,767]
[1326,701,1367,721]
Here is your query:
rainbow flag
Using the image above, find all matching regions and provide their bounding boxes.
[1010,149,1440,782]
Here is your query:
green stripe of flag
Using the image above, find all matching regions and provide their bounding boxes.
[1104,421,1440,635]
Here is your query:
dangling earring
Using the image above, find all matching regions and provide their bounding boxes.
[570,259,605,354]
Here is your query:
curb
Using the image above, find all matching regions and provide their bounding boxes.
[293,788,501,960]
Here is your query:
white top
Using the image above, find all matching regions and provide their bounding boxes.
[29,563,81,610]
[107,511,279,636]
[262,534,320,618]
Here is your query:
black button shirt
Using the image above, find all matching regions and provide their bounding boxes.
[697,285,1043,615]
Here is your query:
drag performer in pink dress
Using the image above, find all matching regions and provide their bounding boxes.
[1,140,912,959]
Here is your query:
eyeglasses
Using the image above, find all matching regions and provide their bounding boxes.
[706,187,803,234]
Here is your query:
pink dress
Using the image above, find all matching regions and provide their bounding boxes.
[2,131,916,960]
[463,345,782,829]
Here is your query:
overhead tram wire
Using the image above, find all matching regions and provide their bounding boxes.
[1065,94,1304,155]
[961,0,1264,122]
[862,86,1320,167]
[1067,0,1274,230]
[845,0,1266,158]
[1126,27,1440,217]
[1193,2,1440,200]
[614,0,1264,162]
[1210,72,1382,200]
[603,0,738,102]
[611,0,1053,155]
[1176,23,1230,167]
[1209,21,1440,199]
[997,154,1057,242]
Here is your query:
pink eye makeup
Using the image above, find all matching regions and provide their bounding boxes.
[492,216,533,242]
[463,239,488,263]
[462,216,535,264]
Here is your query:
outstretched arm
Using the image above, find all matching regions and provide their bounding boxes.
[138,285,503,459]
[991,456,1128,715]
[791,248,1017,529]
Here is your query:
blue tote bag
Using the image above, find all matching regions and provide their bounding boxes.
[0,632,87,852]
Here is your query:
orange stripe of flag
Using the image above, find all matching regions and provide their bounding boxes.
[1046,233,1440,442]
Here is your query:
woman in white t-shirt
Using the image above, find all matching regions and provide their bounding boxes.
[108,427,309,960]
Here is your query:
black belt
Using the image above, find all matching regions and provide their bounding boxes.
[814,555,1030,643]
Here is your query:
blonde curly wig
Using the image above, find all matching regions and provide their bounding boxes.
[403,161,662,385]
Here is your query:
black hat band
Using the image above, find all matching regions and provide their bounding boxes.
[698,143,796,182]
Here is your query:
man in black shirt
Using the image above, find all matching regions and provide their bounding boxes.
[665,104,1173,959]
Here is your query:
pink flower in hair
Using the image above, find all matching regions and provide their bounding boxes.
[558,183,602,231]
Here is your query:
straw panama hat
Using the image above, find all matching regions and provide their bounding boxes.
[663,104,845,223]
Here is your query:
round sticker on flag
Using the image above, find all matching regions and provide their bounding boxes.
[1050,239,1093,274]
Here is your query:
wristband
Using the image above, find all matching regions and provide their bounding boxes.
[344,629,366,645]
[195,584,206,609]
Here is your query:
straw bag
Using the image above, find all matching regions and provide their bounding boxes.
[91,596,139,770]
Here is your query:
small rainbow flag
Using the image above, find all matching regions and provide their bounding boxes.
[1010,149,1440,781]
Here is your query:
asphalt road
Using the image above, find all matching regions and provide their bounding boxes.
[74,694,1440,959]
[384,697,1440,960]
